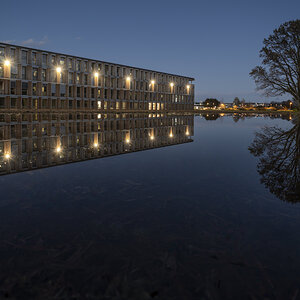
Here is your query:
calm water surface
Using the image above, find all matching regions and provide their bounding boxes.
[1,113,300,299]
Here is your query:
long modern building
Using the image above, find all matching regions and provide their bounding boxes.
[0,43,194,112]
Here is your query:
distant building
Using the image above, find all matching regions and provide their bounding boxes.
[0,43,194,112]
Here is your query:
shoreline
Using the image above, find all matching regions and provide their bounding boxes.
[193,109,296,114]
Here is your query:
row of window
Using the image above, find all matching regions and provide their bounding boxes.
[0,68,191,93]
[0,82,193,102]
[0,97,193,111]
[0,46,192,85]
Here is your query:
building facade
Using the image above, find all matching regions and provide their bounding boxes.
[0,112,194,175]
[0,43,194,112]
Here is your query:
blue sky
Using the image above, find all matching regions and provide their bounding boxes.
[1,0,299,102]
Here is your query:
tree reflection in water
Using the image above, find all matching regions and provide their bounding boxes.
[249,114,300,203]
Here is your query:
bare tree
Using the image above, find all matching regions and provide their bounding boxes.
[249,116,300,203]
[250,20,300,107]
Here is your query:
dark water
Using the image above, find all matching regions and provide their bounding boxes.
[1,113,300,299]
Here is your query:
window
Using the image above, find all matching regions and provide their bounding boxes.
[68,58,72,69]
[0,97,5,108]
[32,83,37,96]
[0,64,3,77]
[22,67,26,80]
[60,57,65,66]
[10,48,16,59]
[51,55,56,65]
[22,50,28,64]
[76,60,80,72]
[11,81,16,95]
[32,52,37,65]
[11,98,17,108]
[42,54,47,66]
[76,74,80,84]
[51,84,56,96]
[68,72,73,84]
[42,84,47,96]
[83,61,87,72]
[32,68,38,80]
[60,85,66,97]
[68,86,73,97]
[0,47,5,58]
[22,82,28,95]
[11,64,18,79]
[42,69,46,81]
[84,74,88,85]
[0,80,4,95]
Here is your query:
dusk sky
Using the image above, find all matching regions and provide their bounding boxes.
[1,0,300,102]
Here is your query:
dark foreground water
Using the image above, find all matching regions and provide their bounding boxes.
[1,113,300,299]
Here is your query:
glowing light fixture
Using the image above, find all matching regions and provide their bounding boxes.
[186,131,190,136]
[151,80,155,85]
[4,60,10,66]
[56,146,61,153]
[93,143,98,148]
[4,153,10,159]
[56,67,62,73]
[94,72,99,77]
[126,76,131,81]
[126,138,130,143]
[170,82,174,87]
[169,133,173,138]
[187,85,190,89]
[150,135,154,140]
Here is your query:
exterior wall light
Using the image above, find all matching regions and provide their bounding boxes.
[4,153,10,159]
[4,60,10,66]
[56,67,62,73]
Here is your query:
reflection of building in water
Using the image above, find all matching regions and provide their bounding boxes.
[0,112,194,175]
[0,43,194,112]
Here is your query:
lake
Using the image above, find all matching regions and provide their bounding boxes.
[0,112,299,299]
